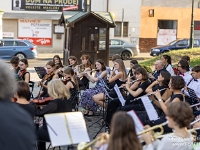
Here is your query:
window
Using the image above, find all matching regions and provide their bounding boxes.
[110,40,121,45]
[4,41,15,46]
[193,40,199,46]
[175,40,188,47]
[114,22,128,37]
[17,41,27,46]
[158,20,177,29]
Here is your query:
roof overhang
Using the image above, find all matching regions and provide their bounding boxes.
[59,11,116,28]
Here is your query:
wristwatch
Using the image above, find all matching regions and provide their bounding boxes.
[158,99,163,102]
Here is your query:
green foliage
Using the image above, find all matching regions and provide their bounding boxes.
[140,48,200,68]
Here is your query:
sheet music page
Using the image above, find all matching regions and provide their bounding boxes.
[127,110,144,134]
[45,113,71,147]
[65,112,90,144]
[141,96,159,121]
[114,84,126,106]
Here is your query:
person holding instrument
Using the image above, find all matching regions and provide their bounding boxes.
[63,67,79,110]
[93,112,142,150]
[53,55,63,69]
[68,56,79,72]
[142,76,186,133]
[93,59,127,108]
[18,58,30,83]
[35,79,72,150]
[80,59,107,116]
[77,54,92,89]
[38,61,58,98]
[141,102,193,150]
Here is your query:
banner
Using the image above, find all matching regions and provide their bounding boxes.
[12,0,85,12]
[18,19,52,46]
[157,29,176,46]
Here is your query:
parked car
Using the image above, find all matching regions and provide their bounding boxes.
[0,39,37,60]
[150,39,200,56]
[109,39,140,60]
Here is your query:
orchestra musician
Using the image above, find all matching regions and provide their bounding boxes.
[93,112,142,150]
[53,55,63,70]
[80,59,107,116]
[18,58,30,83]
[77,54,92,89]
[63,67,79,109]
[141,102,194,150]
[152,60,166,79]
[35,79,72,150]
[10,56,20,74]
[93,59,127,108]
[37,61,59,98]
[178,59,192,85]
[14,81,35,119]
[68,55,79,72]
[0,59,36,150]
[143,76,186,133]
[129,59,139,77]
[161,55,175,76]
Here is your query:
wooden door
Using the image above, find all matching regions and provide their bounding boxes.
[81,26,98,68]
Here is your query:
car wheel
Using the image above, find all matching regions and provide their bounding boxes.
[15,53,26,59]
[121,51,131,60]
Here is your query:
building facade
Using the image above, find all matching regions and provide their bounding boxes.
[1,0,142,53]
[140,0,200,52]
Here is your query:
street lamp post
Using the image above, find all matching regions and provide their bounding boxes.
[189,0,194,48]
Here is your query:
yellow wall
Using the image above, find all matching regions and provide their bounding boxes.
[140,6,200,38]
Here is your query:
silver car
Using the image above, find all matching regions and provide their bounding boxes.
[109,39,140,60]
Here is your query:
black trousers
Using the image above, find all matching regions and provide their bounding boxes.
[138,114,172,133]
[37,127,50,150]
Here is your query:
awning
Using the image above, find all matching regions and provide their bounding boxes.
[60,11,116,28]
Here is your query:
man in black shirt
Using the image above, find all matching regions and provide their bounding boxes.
[0,59,36,150]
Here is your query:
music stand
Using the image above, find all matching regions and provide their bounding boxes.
[34,67,47,79]
[89,75,113,139]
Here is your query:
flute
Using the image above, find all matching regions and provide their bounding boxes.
[130,88,166,102]
[190,118,200,126]
[119,79,140,89]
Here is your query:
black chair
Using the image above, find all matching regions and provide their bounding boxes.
[29,81,35,99]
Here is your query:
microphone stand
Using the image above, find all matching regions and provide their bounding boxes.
[89,75,113,139]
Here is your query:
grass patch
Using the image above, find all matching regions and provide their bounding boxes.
[140,48,200,68]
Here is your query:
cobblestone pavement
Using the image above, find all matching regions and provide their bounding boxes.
[30,70,106,150]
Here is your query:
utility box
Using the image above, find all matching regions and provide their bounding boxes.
[59,11,115,66]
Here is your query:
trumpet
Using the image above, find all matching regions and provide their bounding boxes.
[156,127,200,139]
[77,133,109,150]
[138,121,168,141]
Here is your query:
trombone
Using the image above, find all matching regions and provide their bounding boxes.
[138,121,168,141]
[77,133,109,150]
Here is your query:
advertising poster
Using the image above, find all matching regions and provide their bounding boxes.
[12,0,85,12]
[157,29,177,45]
[18,19,52,46]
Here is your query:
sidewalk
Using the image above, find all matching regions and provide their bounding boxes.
[37,53,152,60]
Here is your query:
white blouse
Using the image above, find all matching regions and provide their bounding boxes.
[143,133,193,150]
[166,65,175,76]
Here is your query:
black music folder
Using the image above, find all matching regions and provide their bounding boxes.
[34,67,46,79]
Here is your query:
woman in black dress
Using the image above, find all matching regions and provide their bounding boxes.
[18,58,30,83]
[35,79,72,150]
[63,67,79,110]
[38,61,59,98]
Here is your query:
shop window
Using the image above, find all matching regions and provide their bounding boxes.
[158,20,177,29]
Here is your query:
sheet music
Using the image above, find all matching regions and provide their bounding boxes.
[127,110,144,134]
[45,113,72,147]
[114,84,125,106]
[65,112,90,144]
[45,112,90,147]
[141,96,159,121]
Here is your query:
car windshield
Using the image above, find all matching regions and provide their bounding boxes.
[167,40,178,46]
